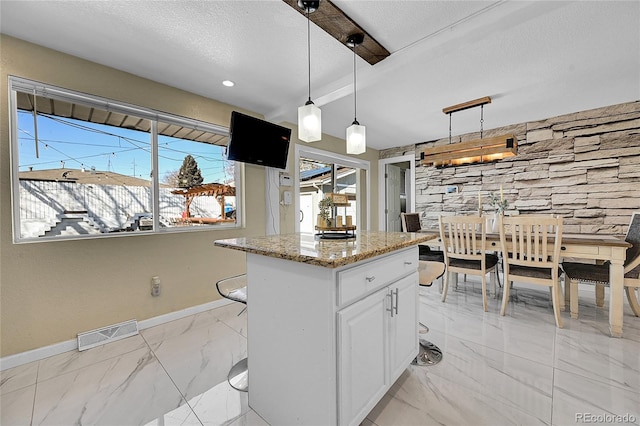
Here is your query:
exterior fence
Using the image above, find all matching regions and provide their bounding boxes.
[18,180,229,238]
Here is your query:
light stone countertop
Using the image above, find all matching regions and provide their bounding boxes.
[214,230,436,268]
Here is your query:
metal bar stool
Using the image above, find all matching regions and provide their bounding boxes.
[216,273,248,392]
[413,260,446,365]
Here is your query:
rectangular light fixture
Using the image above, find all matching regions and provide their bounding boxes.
[420,134,517,167]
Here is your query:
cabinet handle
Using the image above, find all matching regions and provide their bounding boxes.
[387,289,394,317]
[393,288,399,315]
[404,261,413,265]
[366,276,376,282]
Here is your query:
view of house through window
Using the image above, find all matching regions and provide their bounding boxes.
[299,157,357,234]
[10,77,239,242]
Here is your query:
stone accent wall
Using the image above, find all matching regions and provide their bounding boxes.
[381,101,640,235]
[379,143,416,159]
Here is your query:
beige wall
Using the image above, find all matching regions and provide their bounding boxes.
[0,35,379,356]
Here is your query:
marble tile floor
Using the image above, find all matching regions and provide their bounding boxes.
[2,279,639,426]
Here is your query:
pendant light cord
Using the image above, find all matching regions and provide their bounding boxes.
[307,8,312,103]
[480,104,484,139]
[352,44,357,123]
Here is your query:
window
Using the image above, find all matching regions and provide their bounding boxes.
[294,144,370,233]
[9,76,241,243]
[299,158,358,233]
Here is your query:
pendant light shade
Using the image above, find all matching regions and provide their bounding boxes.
[346,33,366,155]
[298,1,321,143]
[298,101,321,142]
[346,121,366,155]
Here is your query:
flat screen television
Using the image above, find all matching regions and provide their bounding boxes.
[227,111,291,170]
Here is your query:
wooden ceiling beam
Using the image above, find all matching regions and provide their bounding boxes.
[282,0,390,65]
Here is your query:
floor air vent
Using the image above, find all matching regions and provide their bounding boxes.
[77,319,139,351]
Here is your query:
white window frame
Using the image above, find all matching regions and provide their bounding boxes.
[8,76,243,243]
[294,144,370,233]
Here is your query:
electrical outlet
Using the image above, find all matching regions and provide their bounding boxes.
[282,190,292,205]
[151,276,161,297]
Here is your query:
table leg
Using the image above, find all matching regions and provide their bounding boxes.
[595,284,605,308]
[609,247,626,337]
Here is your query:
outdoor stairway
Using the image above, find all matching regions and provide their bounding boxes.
[43,212,106,237]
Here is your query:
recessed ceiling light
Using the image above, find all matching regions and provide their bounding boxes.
[222,80,235,87]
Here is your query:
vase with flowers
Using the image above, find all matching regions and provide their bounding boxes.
[488,187,509,232]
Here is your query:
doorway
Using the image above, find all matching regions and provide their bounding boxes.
[379,154,415,232]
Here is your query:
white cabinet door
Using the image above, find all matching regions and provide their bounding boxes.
[388,272,419,381]
[338,287,389,426]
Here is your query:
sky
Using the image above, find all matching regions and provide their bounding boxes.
[17,111,233,185]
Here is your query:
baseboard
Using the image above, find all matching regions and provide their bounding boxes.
[0,298,233,371]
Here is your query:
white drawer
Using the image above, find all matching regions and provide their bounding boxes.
[337,247,417,307]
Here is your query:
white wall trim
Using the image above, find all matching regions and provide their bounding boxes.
[265,167,280,235]
[0,298,233,371]
[378,154,416,231]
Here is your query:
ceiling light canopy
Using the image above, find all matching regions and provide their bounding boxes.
[297,0,322,143]
[346,33,366,155]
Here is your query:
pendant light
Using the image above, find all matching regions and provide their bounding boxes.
[297,0,322,142]
[346,33,366,155]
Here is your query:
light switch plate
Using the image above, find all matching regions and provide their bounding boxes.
[279,173,292,187]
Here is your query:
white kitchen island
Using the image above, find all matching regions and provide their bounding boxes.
[214,231,435,426]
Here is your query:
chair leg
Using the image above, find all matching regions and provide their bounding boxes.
[490,269,497,299]
[500,277,510,316]
[557,281,565,312]
[626,286,640,317]
[564,274,570,308]
[551,282,563,328]
[570,279,579,319]
[595,284,605,308]
[441,271,450,302]
[481,274,488,312]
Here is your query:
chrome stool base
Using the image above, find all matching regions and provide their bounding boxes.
[413,339,443,365]
[228,357,248,392]
[412,322,443,365]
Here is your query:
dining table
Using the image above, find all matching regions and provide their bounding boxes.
[419,229,631,337]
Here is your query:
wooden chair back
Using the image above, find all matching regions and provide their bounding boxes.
[439,215,487,265]
[624,211,640,273]
[401,212,422,232]
[499,215,563,277]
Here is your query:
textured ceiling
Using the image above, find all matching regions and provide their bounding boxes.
[1,0,638,151]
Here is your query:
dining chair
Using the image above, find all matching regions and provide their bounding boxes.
[439,215,499,312]
[562,211,640,319]
[499,215,564,328]
[401,212,444,263]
